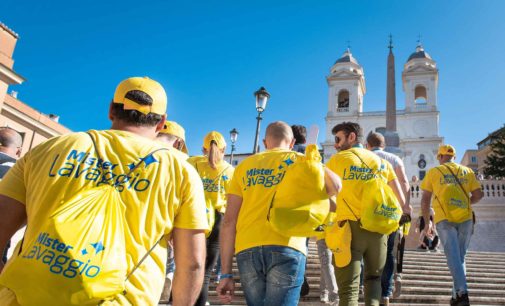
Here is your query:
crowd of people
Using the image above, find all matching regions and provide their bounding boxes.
[0,77,484,306]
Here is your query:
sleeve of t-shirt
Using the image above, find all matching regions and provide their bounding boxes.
[467,169,481,192]
[0,153,28,205]
[325,155,337,174]
[174,162,209,230]
[227,165,243,197]
[420,169,434,193]
[385,160,397,182]
[224,167,235,193]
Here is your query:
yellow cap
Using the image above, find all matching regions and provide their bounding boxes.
[203,131,226,150]
[437,144,456,157]
[113,77,167,115]
[160,120,188,153]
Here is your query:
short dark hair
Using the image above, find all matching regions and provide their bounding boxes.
[366,132,386,148]
[291,125,307,145]
[110,102,163,127]
[0,127,22,148]
[331,122,363,142]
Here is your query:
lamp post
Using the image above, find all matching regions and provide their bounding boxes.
[229,128,238,164]
[253,87,270,154]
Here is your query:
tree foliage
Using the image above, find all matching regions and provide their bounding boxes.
[484,128,505,178]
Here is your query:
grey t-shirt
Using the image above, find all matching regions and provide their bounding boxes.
[0,152,16,179]
[371,148,403,169]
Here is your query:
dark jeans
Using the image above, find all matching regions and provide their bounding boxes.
[381,231,397,298]
[2,240,10,263]
[194,211,223,306]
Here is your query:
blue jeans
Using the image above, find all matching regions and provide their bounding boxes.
[381,231,397,298]
[436,219,473,297]
[236,245,306,306]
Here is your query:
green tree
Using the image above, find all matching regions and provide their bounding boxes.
[484,128,505,178]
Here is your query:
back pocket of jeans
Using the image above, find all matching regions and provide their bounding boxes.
[268,251,302,286]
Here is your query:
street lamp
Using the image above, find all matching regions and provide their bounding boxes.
[253,87,270,153]
[229,128,239,164]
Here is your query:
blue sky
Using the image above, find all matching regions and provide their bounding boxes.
[1,1,504,158]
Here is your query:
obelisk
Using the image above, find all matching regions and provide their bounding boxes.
[384,35,402,155]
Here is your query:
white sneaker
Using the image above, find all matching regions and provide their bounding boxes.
[393,274,402,298]
[320,291,329,303]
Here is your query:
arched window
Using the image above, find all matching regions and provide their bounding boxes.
[414,85,427,104]
[337,90,350,110]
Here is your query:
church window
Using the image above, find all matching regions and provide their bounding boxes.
[337,90,350,111]
[414,85,427,104]
[419,170,426,180]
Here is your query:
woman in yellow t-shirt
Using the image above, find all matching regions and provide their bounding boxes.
[188,131,234,306]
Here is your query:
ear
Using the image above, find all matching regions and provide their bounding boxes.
[289,138,295,150]
[349,132,357,143]
[108,102,115,121]
[154,114,167,133]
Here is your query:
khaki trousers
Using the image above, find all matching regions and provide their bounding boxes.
[334,220,387,306]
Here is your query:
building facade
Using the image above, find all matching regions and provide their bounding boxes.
[0,22,70,155]
[322,45,444,180]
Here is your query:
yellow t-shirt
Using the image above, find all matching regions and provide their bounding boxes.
[326,147,397,222]
[0,130,208,306]
[228,148,306,255]
[420,162,481,224]
[188,157,234,214]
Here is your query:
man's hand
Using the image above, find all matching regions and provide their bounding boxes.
[216,278,235,304]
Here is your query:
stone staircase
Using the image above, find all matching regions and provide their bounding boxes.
[205,241,505,306]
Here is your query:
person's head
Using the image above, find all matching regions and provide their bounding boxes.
[157,120,188,153]
[366,132,386,150]
[109,77,167,137]
[263,121,295,150]
[331,122,362,151]
[411,175,419,182]
[0,127,22,158]
[203,131,226,169]
[291,125,307,145]
[437,144,456,164]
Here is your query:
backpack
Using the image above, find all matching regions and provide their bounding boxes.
[267,144,330,237]
[343,151,401,235]
[0,133,166,305]
[434,164,472,223]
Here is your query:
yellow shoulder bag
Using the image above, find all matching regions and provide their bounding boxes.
[267,144,330,237]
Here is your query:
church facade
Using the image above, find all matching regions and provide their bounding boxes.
[322,44,443,180]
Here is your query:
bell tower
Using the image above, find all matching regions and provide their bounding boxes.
[326,48,366,116]
[402,43,438,113]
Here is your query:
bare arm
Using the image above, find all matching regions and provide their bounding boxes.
[0,195,26,272]
[216,194,242,304]
[324,167,342,197]
[388,178,406,213]
[421,190,433,235]
[171,228,206,306]
[394,165,412,216]
[470,188,484,204]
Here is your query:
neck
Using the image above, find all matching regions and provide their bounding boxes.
[110,122,157,140]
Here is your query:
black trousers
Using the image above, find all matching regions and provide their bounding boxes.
[194,211,223,306]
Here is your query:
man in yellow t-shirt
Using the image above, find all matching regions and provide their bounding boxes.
[0,77,208,306]
[156,119,190,302]
[157,120,189,160]
[325,122,406,306]
[420,144,482,306]
[217,121,341,306]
